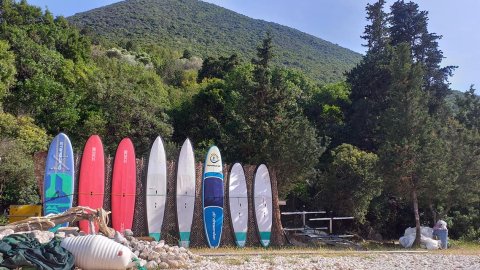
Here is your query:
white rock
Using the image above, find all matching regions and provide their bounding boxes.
[167,260,180,268]
[145,260,158,269]
[158,262,169,269]
[148,251,160,261]
[154,245,165,253]
[124,229,134,236]
[114,231,128,245]
[139,251,149,260]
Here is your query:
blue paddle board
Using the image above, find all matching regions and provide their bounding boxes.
[44,133,74,230]
[202,146,224,248]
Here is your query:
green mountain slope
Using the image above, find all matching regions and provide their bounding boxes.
[68,0,362,84]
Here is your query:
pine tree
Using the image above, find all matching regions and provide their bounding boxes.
[347,0,455,151]
[379,43,430,246]
[362,0,388,52]
[389,0,455,111]
[346,0,391,151]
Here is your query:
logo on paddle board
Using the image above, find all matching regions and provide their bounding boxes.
[57,141,64,170]
[210,153,220,163]
[212,211,216,240]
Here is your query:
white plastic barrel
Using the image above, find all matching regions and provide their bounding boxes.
[61,235,134,270]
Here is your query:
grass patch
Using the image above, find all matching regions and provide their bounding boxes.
[190,240,480,256]
[223,258,244,265]
[435,240,480,255]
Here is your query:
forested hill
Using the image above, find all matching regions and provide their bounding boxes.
[68,0,362,84]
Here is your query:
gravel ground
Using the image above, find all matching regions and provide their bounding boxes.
[188,253,480,270]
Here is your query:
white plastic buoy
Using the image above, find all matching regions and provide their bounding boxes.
[61,235,134,270]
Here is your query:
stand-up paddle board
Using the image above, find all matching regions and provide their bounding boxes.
[202,146,224,248]
[176,138,196,248]
[78,135,105,234]
[146,136,167,241]
[254,164,273,247]
[111,138,136,233]
[44,133,74,230]
[228,163,248,247]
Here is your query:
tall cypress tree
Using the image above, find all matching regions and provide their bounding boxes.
[347,0,455,151]
[389,0,455,112]
[346,0,390,151]
[379,43,430,246]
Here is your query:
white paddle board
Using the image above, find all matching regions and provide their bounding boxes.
[176,138,196,247]
[254,164,273,247]
[146,136,167,241]
[228,163,248,247]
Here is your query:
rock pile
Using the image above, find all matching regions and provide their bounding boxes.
[0,228,202,269]
[119,229,202,269]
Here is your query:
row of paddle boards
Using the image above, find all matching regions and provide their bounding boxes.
[44,133,273,248]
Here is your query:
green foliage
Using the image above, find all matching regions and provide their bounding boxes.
[0,112,48,154]
[456,85,480,130]
[0,139,40,212]
[316,144,381,223]
[0,111,47,211]
[197,54,239,82]
[449,207,480,240]
[173,36,324,197]
[304,82,350,146]
[81,55,173,155]
[0,40,16,104]
[67,0,361,84]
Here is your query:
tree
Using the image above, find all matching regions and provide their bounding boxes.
[0,112,48,212]
[0,40,16,105]
[346,0,391,151]
[304,82,351,147]
[456,85,480,130]
[389,0,455,112]
[82,55,173,155]
[362,0,388,52]
[315,144,381,223]
[197,54,239,82]
[347,0,455,151]
[378,43,430,246]
[227,34,323,196]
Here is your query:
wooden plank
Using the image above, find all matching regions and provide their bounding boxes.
[309,217,331,221]
[281,211,326,215]
[283,227,328,231]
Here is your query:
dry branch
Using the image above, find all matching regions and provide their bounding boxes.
[0,206,115,237]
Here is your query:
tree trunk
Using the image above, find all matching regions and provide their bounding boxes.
[412,187,421,247]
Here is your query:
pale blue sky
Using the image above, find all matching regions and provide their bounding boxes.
[28,0,479,91]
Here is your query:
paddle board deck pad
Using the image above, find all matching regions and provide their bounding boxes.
[111,138,136,233]
[202,146,224,248]
[254,164,273,247]
[228,163,248,247]
[176,138,196,248]
[146,136,167,241]
[78,135,105,234]
[44,133,74,231]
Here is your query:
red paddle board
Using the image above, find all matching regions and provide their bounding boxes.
[111,138,136,233]
[78,135,105,233]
